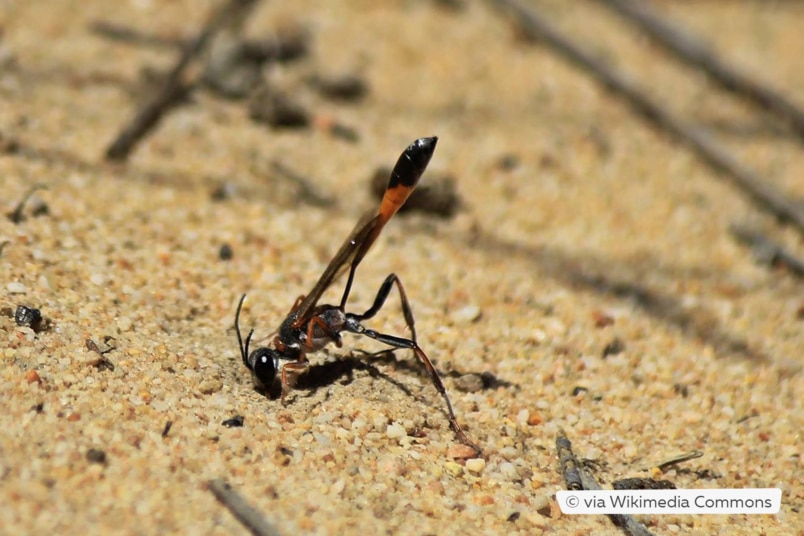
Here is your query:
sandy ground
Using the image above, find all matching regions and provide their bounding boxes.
[1,1,802,534]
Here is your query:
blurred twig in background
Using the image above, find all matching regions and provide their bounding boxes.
[89,20,183,50]
[488,0,804,236]
[104,0,260,161]
[730,224,804,278]
[597,0,804,142]
[208,479,282,536]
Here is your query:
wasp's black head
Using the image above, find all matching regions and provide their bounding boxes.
[235,294,281,388]
[247,346,281,388]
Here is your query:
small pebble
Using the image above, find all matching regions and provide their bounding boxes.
[218,243,233,261]
[210,182,237,201]
[591,309,615,328]
[465,458,486,474]
[222,415,244,428]
[198,378,223,394]
[7,282,27,294]
[447,444,478,459]
[496,153,520,171]
[351,418,367,431]
[86,448,107,464]
[28,195,49,217]
[310,73,368,101]
[249,89,309,128]
[25,369,41,384]
[117,316,133,333]
[450,304,482,324]
[444,461,463,477]
[499,461,518,480]
[15,305,42,327]
[454,373,484,393]
[385,422,406,440]
[602,337,625,358]
[533,494,552,517]
[371,416,387,431]
[313,432,331,447]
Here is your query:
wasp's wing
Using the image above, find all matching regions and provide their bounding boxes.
[339,136,438,307]
[290,211,379,327]
[291,137,438,327]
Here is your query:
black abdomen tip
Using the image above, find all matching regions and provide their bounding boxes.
[389,136,438,189]
[409,136,437,163]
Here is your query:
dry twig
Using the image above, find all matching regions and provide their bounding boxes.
[208,478,282,536]
[730,224,804,277]
[104,0,259,161]
[7,184,47,224]
[89,20,182,50]
[648,449,703,473]
[597,0,804,141]
[488,0,804,234]
[556,429,656,536]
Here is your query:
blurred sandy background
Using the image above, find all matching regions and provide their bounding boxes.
[1,1,802,534]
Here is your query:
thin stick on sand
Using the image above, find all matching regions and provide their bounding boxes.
[208,478,282,536]
[557,429,656,536]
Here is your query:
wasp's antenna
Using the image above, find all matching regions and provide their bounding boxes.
[234,294,252,370]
